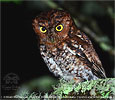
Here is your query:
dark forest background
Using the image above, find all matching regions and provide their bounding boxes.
[1,0,114,97]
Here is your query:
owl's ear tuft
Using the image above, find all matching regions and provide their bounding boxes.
[32,19,39,35]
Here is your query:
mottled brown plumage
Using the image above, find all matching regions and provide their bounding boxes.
[32,9,106,82]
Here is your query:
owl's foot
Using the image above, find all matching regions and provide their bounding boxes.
[73,77,84,83]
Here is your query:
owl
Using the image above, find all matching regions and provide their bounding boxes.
[32,9,106,82]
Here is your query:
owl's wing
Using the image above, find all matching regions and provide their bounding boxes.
[72,31,106,78]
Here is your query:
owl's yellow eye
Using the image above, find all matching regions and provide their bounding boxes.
[40,26,47,33]
[56,24,63,32]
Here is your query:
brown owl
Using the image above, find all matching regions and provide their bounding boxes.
[32,9,106,82]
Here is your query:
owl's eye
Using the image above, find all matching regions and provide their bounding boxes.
[56,24,63,32]
[40,26,47,33]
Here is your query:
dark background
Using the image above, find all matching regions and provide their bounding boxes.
[1,1,114,96]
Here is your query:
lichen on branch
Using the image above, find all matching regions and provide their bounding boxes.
[52,78,115,99]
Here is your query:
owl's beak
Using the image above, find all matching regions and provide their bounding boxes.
[47,31,55,43]
[50,36,55,43]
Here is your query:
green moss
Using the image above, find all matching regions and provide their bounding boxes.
[52,78,115,99]
[53,79,74,97]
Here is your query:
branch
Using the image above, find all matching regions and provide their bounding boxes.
[52,78,115,99]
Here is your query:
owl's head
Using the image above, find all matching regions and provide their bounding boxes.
[33,9,76,48]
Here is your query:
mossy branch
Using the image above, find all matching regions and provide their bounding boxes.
[51,78,115,100]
